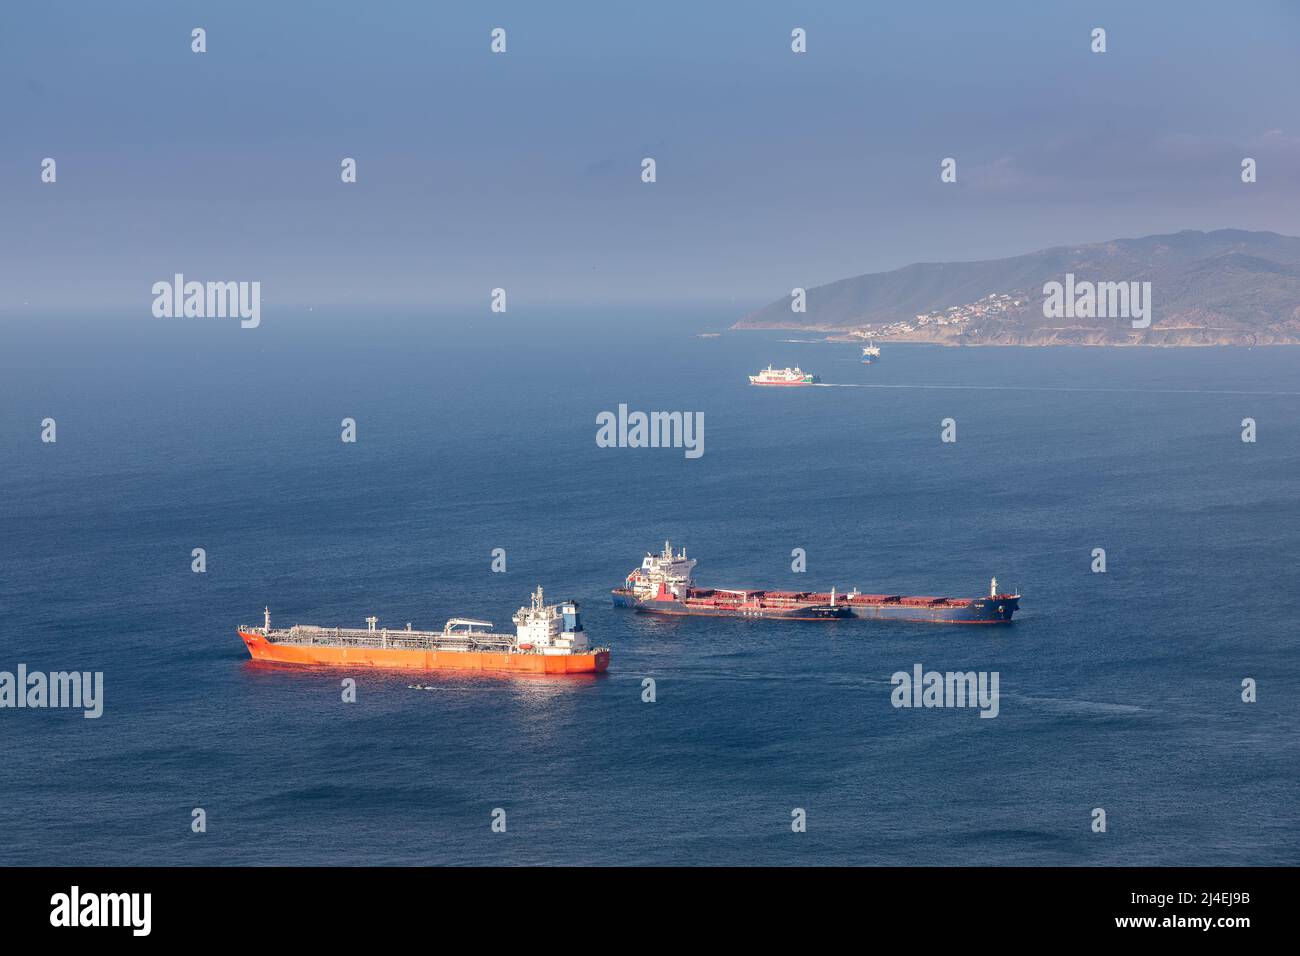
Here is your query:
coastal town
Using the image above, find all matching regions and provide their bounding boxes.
[846,292,1029,340]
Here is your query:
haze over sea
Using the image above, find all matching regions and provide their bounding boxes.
[1,310,1296,865]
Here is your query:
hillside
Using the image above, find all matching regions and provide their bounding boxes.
[733,230,1300,346]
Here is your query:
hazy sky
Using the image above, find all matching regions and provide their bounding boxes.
[3,0,1299,312]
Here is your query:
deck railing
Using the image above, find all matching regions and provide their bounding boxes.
[263,625,517,653]
[242,625,609,656]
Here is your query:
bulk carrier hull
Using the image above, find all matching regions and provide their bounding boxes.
[612,543,1020,626]
[610,590,843,620]
[612,591,1017,624]
[239,630,609,673]
[839,594,1018,624]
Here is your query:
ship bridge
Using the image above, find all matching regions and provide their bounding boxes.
[642,540,697,583]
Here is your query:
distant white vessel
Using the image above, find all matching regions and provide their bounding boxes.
[861,341,881,363]
[748,366,819,386]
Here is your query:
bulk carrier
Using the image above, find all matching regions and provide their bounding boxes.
[612,542,1019,624]
[239,587,609,674]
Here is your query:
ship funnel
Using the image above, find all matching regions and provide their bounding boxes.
[264,607,270,631]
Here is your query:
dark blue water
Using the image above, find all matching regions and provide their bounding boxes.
[1,310,1297,865]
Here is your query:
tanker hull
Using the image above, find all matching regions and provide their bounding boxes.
[238,630,609,674]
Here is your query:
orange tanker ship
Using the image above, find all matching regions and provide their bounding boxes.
[238,586,609,675]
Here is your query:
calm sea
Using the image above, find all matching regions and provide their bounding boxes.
[1,309,1296,865]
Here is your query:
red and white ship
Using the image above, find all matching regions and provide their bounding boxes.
[239,587,610,675]
[748,365,819,386]
[612,542,1020,624]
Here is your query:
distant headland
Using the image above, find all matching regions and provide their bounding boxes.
[732,230,1300,346]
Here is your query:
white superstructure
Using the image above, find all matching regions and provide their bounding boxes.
[512,586,589,655]
[621,541,698,601]
[748,366,818,385]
